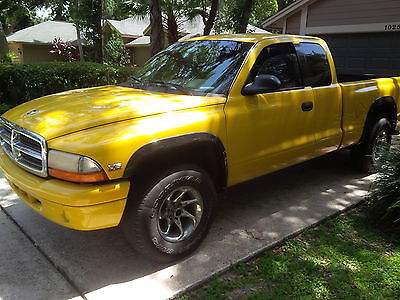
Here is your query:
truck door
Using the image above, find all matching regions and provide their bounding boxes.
[294,42,342,155]
[225,42,317,186]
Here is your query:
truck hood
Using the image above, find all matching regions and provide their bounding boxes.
[2,85,226,140]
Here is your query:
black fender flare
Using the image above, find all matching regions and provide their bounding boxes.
[123,132,228,190]
[359,96,397,144]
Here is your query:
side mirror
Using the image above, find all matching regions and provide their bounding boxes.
[242,74,282,96]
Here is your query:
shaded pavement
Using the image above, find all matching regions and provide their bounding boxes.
[0,149,374,300]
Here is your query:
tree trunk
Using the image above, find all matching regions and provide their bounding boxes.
[0,22,9,55]
[76,25,85,62]
[277,0,292,11]
[238,0,255,33]
[203,0,219,35]
[166,6,179,44]
[277,0,284,11]
[74,0,84,62]
[92,0,103,62]
[150,0,164,55]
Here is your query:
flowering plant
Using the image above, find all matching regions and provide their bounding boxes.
[50,38,80,62]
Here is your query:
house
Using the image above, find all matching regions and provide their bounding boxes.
[262,0,400,76]
[7,16,269,65]
[124,16,270,65]
[7,18,149,64]
[6,21,84,63]
[104,16,152,66]
[124,36,152,66]
[106,16,150,43]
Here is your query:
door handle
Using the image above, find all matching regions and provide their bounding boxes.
[301,101,314,112]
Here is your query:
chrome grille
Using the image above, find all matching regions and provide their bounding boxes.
[0,117,48,177]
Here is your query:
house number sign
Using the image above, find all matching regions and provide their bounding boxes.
[384,24,400,31]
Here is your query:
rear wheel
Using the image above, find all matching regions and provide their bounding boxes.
[121,166,216,262]
[351,118,392,172]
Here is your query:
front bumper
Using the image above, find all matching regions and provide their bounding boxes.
[0,150,130,230]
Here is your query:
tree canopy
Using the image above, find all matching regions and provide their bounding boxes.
[0,0,295,59]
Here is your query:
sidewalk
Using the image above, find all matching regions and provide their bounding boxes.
[0,149,373,300]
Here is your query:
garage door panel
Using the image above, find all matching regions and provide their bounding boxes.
[349,37,370,47]
[319,32,400,76]
[348,58,364,68]
[393,59,400,69]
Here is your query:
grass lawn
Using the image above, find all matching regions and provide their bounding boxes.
[180,204,400,299]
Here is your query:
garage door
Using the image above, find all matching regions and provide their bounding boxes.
[318,32,400,77]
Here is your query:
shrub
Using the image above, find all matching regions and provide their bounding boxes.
[104,31,130,66]
[0,52,18,64]
[368,145,400,234]
[0,62,135,112]
[0,103,12,114]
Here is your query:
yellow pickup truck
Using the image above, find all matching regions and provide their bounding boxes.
[1,34,399,262]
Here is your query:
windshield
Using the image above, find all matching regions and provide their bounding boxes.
[126,40,252,96]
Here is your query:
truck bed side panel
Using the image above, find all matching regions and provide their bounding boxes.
[340,78,399,147]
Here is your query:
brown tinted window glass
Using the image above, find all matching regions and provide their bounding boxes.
[248,43,303,90]
[295,43,332,87]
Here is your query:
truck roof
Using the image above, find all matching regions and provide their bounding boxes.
[186,33,323,44]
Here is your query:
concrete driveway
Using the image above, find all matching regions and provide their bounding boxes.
[0,149,373,300]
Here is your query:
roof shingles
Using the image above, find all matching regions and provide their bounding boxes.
[7,21,82,44]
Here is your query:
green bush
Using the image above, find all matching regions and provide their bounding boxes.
[0,103,12,114]
[104,31,130,66]
[368,145,400,234]
[0,52,18,64]
[0,62,135,113]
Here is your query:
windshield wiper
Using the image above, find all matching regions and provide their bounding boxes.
[146,80,194,96]
[130,76,143,84]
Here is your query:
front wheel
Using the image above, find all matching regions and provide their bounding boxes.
[121,166,216,262]
[351,118,392,172]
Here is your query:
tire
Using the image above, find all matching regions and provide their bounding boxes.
[351,118,392,172]
[121,166,216,262]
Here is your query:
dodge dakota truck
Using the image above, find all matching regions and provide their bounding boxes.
[0,34,399,262]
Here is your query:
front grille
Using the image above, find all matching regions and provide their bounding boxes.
[0,117,48,177]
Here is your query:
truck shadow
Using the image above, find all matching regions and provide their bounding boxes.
[0,148,372,298]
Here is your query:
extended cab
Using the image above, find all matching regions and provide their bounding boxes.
[0,34,399,262]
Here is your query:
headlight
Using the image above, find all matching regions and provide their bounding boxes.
[48,150,108,183]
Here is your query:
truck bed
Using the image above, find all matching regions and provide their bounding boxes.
[339,75,400,147]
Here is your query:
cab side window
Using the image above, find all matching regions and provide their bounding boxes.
[295,43,332,87]
[248,43,303,90]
